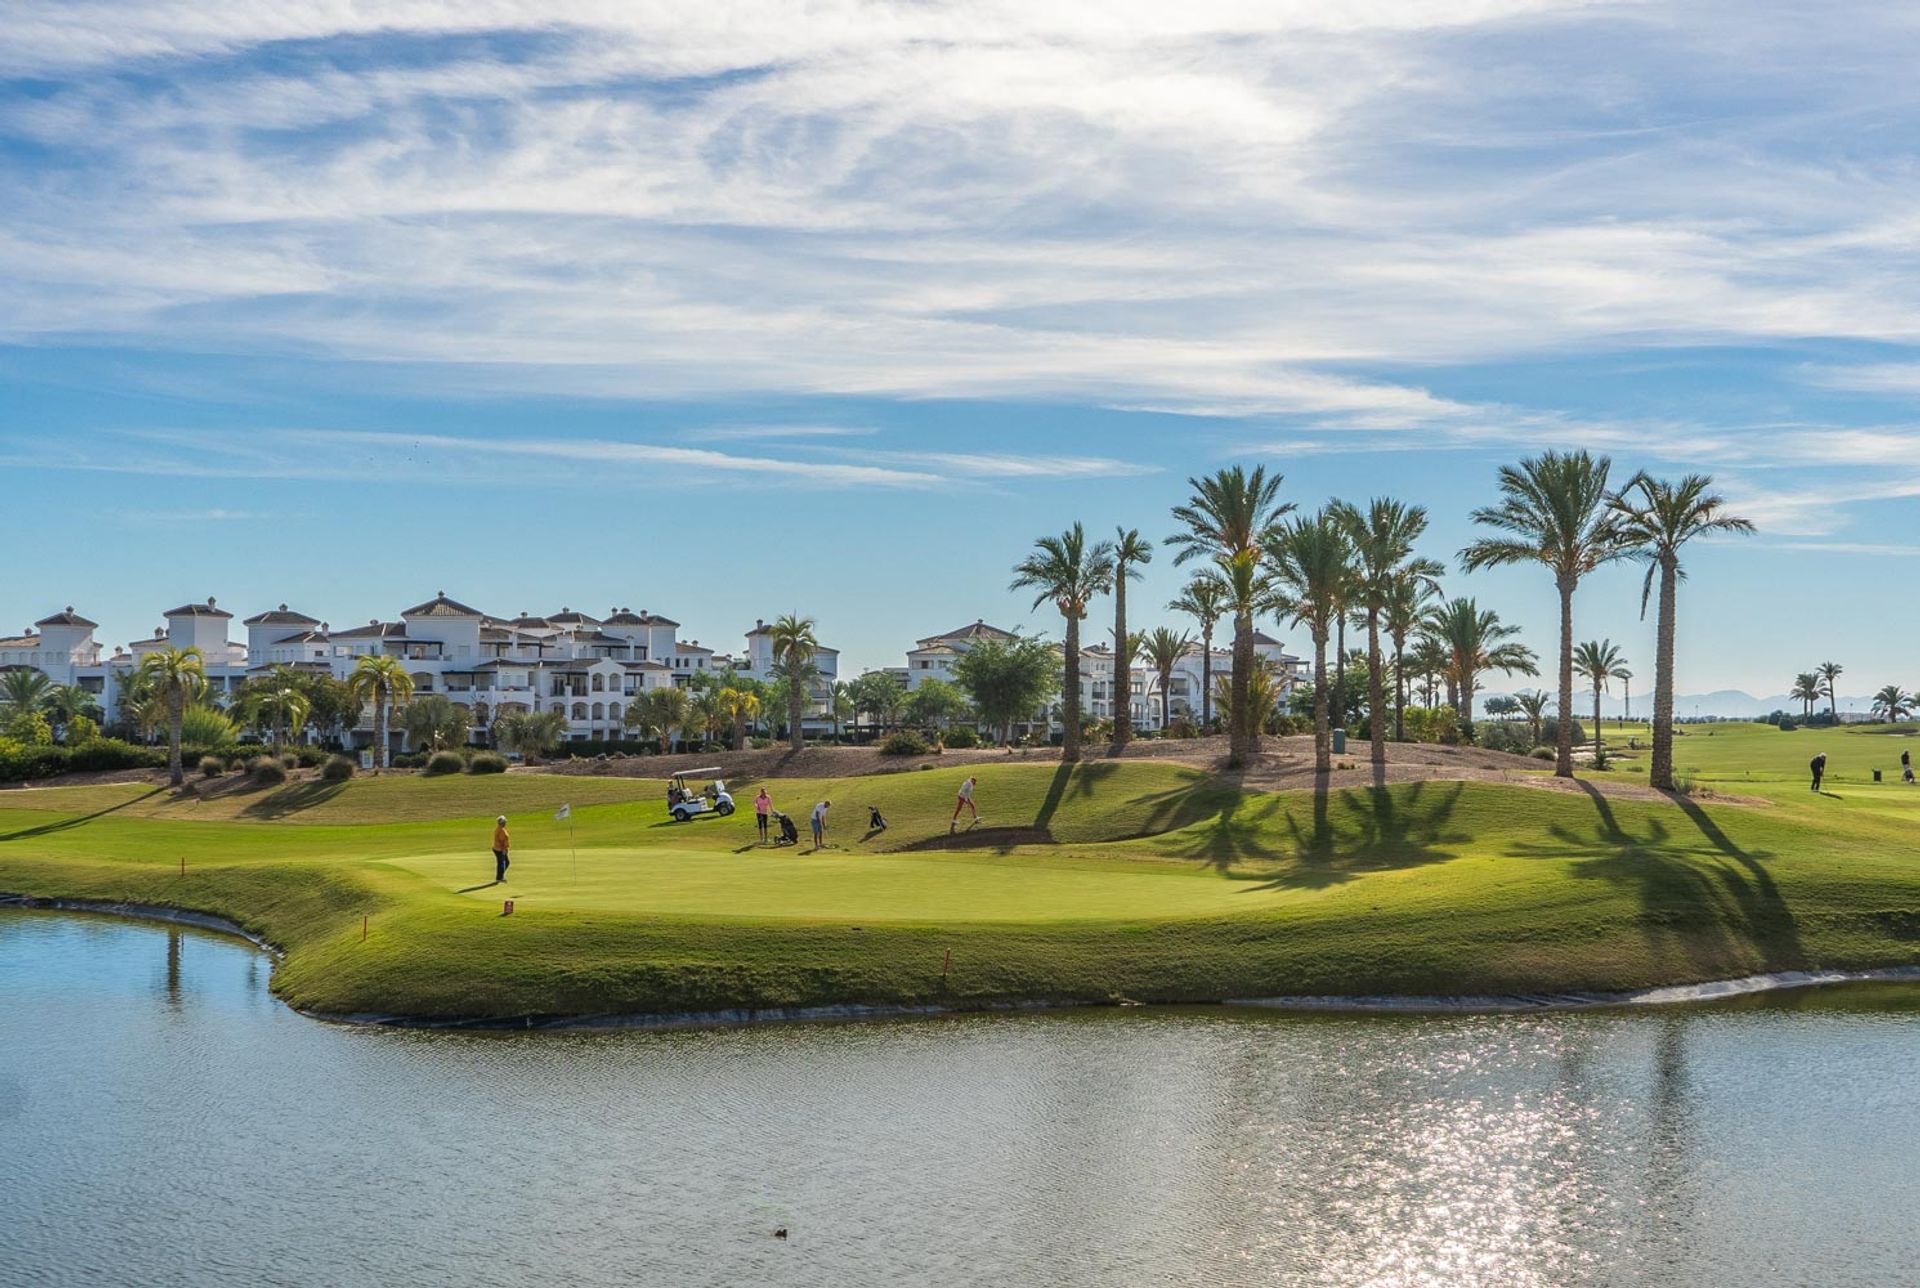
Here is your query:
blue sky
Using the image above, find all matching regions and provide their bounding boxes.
[5,1,1920,698]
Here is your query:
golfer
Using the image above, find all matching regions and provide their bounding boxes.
[951,775,978,833]
[755,787,773,843]
[1811,753,1827,793]
[811,799,830,849]
[492,815,511,882]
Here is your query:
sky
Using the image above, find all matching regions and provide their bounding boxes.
[5,1,1920,702]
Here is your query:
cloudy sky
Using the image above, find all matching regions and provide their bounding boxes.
[5,0,1918,697]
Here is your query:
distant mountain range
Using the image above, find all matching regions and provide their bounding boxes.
[1481,689,1881,719]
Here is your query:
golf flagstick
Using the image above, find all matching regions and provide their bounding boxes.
[556,802,574,881]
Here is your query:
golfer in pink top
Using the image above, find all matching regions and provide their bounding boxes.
[754,787,772,844]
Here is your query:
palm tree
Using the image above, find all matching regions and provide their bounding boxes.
[138,647,207,786]
[1167,576,1228,732]
[1334,498,1443,764]
[1573,639,1629,762]
[1871,685,1914,724]
[0,669,52,716]
[1618,667,1634,727]
[1817,661,1844,724]
[625,686,691,753]
[346,655,415,771]
[829,680,854,738]
[1461,450,1626,777]
[38,683,101,740]
[1607,473,1754,791]
[1213,663,1284,738]
[249,683,314,752]
[1011,522,1116,762]
[1791,672,1822,719]
[1267,510,1352,773]
[767,614,820,751]
[1384,569,1439,743]
[496,709,568,764]
[1141,627,1193,730]
[1408,635,1448,710]
[1109,527,1153,745]
[1166,465,1293,765]
[718,687,761,750]
[1515,690,1551,747]
[400,693,466,752]
[1425,597,1538,727]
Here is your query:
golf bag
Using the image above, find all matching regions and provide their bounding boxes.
[773,811,800,846]
[868,805,888,831]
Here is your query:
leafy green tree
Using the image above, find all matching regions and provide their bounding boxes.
[768,614,820,751]
[38,684,102,742]
[1483,694,1520,719]
[496,709,568,764]
[1608,472,1754,790]
[1109,527,1152,745]
[346,655,415,771]
[139,647,207,786]
[1167,576,1227,731]
[1166,466,1293,765]
[1462,450,1626,777]
[903,677,970,733]
[1010,523,1115,762]
[402,693,469,752]
[850,671,905,735]
[3,708,53,746]
[951,636,1059,745]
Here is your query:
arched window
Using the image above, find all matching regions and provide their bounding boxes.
[591,673,605,692]
[608,702,622,723]
[592,702,605,720]
[550,702,565,715]
[572,702,588,720]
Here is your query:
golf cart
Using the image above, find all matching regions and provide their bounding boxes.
[667,768,735,822]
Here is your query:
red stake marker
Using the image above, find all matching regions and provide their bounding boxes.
[362,914,368,942]
[942,948,952,978]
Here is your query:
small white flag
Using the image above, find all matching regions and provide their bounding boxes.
[554,803,571,821]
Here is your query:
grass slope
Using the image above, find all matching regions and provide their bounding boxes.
[4,738,1920,1019]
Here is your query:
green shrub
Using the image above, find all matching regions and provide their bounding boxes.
[320,755,357,781]
[750,737,773,750]
[880,730,931,757]
[1475,721,1531,755]
[4,709,53,746]
[467,751,508,774]
[1530,746,1555,761]
[199,755,225,778]
[1165,718,1198,739]
[249,757,288,785]
[424,750,467,776]
[390,751,429,769]
[62,738,166,774]
[280,752,299,769]
[64,714,101,745]
[943,726,980,749]
[178,705,238,747]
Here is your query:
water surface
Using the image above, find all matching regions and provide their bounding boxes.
[3,908,1918,1286]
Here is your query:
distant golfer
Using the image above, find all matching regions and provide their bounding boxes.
[755,787,773,843]
[811,800,831,849]
[1810,753,1827,793]
[951,775,978,833]
[492,815,511,882]
[1903,749,1914,785]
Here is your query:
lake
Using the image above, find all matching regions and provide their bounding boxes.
[3,907,1918,1286]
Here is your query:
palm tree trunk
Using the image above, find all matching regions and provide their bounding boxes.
[1160,668,1171,730]
[1113,579,1131,745]
[1062,613,1083,763]
[1651,556,1678,791]
[1366,614,1386,765]
[1594,686,1603,764]
[167,692,184,787]
[1555,574,1576,778]
[1311,626,1330,773]
[1333,616,1346,726]
[1229,612,1254,766]
[1392,640,1407,743]
[1200,625,1213,731]
[789,684,804,752]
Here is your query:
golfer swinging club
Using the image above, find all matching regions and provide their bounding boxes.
[951,775,978,833]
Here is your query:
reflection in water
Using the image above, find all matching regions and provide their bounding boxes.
[4,907,1920,1287]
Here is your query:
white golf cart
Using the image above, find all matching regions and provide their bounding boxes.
[667,768,735,822]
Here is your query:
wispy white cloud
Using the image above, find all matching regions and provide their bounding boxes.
[697,425,880,442]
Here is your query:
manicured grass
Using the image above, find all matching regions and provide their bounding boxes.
[5,751,1920,1019]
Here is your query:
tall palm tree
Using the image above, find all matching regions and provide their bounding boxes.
[1384,568,1440,743]
[1607,472,1754,791]
[626,686,691,753]
[1515,689,1551,748]
[1141,626,1193,730]
[138,647,207,787]
[1572,639,1629,762]
[1109,527,1153,745]
[829,680,854,738]
[400,693,466,752]
[1335,498,1443,764]
[767,614,820,751]
[496,709,568,764]
[0,669,53,716]
[1407,634,1448,710]
[1462,450,1625,777]
[1167,576,1228,732]
[1870,685,1913,724]
[1267,510,1352,773]
[1618,668,1634,727]
[346,654,415,771]
[1011,522,1116,762]
[1817,660,1844,724]
[1791,672,1822,719]
[718,687,761,750]
[1425,597,1538,727]
[1166,466,1293,765]
[248,683,314,752]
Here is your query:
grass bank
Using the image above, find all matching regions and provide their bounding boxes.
[4,738,1920,1020]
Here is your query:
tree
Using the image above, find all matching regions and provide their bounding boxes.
[346,655,415,771]
[951,636,1059,745]
[716,687,761,750]
[1461,450,1626,777]
[0,669,52,717]
[1266,510,1352,773]
[39,684,102,742]
[1618,668,1634,726]
[1166,465,1293,765]
[829,680,854,738]
[138,647,207,786]
[904,677,970,732]
[1384,568,1440,744]
[1167,577,1227,732]
[1572,639,1629,761]
[767,614,820,751]
[1010,523,1115,762]
[1791,672,1821,720]
[1214,663,1284,737]
[1608,472,1754,790]
[1109,527,1152,745]
[1817,661,1844,724]
[1141,627,1192,730]
[1871,685,1914,723]
[1483,695,1520,719]
[1408,635,1448,710]
[1425,597,1537,727]
[247,683,315,752]
[850,671,905,734]
[401,693,468,752]
[496,709,568,764]
[1335,498,1443,765]
[1515,689,1551,747]
[625,686,691,752]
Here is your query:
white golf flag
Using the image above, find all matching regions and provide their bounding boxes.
[554,803,571,821]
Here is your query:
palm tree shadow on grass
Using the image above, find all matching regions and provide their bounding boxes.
[237,780,348,820]
[0,786,167,841]
[1509,781,1803,971]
